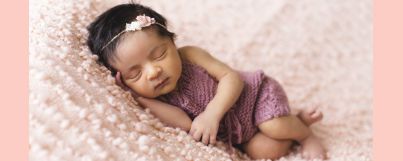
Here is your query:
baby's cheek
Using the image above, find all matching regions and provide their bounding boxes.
[136,82,158,98]
[127,82,146,95]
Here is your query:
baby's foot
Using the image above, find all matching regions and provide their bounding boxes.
[301,135,327,160]
[297,106,323,126]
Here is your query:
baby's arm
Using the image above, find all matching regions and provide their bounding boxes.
[179,46,244,119]
[179,46,244,144]
[136,97,192,132]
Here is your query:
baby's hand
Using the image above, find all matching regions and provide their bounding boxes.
[189,111,220,145]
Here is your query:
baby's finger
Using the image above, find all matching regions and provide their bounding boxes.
[189,125,196,136]
[202,131,210,145]
[209,134,216,145]
[209,130,217,145]
[192,130,202,141]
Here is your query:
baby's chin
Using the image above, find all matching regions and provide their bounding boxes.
[157,81,177,96]
[139,87,175,98]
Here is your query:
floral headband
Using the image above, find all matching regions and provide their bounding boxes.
[101,14,167,51]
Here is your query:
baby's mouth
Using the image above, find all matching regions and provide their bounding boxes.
[154,77,169,90]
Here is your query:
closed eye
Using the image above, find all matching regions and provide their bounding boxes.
[154,50,167,60]
[127,70,142,81]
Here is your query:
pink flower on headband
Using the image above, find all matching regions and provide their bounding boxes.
[136,14,156,26]
[125,14,156,31]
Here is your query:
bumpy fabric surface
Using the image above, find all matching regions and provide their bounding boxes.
[29,0,372,160]
[160,60,290,145]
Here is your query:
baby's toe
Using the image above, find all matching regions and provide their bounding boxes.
[311,110,323,119]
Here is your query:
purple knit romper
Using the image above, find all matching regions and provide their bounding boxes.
[158,60,290,145]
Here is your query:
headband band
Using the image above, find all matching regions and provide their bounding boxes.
[101,14,167,51]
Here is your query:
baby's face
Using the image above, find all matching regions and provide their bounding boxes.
[111,29,182,98]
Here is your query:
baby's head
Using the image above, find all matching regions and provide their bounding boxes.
[87,3,182,98]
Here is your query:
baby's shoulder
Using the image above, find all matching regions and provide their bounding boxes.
[178,45,204,54]
[178,45,209,63]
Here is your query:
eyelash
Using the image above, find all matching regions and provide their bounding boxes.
[129,71,142,81]
[155,50,167,60]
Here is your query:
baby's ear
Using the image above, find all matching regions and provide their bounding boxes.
[115,72,140,98]
[115,72,129,90]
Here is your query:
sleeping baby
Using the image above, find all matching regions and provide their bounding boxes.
[86,3,326,160]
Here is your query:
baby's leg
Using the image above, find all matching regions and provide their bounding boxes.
[258,116,310,140]
[242,132,292,160]
[258,115,326,159]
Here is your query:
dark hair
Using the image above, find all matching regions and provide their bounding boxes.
[86,3,176,76]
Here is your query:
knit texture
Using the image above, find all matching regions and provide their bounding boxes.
[159,60,290,145]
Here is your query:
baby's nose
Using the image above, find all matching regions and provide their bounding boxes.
[146,64,162,80]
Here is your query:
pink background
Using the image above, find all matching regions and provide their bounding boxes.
[0,0,402,160]
[373,0,403,160]
[0,0,28,160]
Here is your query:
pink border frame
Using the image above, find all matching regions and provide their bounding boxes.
[374,0,403,160]
[0,0,28,160]
[0,0,402,160]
